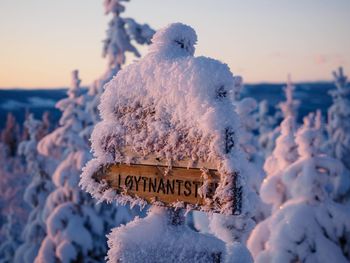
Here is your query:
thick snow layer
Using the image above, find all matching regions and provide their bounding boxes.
[107,206,226,263]
[81,22,255,216]
[248,119,350,262]
[248,200,350,263]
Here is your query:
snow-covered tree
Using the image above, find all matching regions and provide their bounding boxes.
[35,71,109,263]
[248,116,350,262]
[236,97,260,164]
[259,116,298,212]
[1,113,20,157]
[0,118,28,258]
[14,115,55,263]
[327,67,350,171]
[257,100,277,156]
[278,75,300,121]
[101,0,154,86]
[37,111,52,140]
[37,70,88,160]
[260,75,300,156]
[0,214,22,263]
[82,0,155,135]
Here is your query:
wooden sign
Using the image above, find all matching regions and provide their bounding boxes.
[93,163,219,206]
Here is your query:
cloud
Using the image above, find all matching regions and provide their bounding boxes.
[314,54,328,65]
[268,52,283,58]
[313,54,346,65]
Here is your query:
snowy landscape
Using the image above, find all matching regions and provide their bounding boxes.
[1,1,350,263]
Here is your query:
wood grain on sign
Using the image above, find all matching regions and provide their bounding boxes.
[93,163,220,207]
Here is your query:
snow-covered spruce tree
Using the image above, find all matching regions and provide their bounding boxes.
[37,111,52,140]
[257,100,277,157]
[100,0,154,87]
[0,214,22,263]
[327,67,350,171]
[0,117,28,256]
[81,23,258,262]
[278,75,300,121]
[262,75,300,156]
[82,0,155,137]
[37,74,84,161]
[248,115,350,262]
[35,71,109,263]
[1,112,20,157]
[236,97,259,164]
[259,116,298,212]
[14,115,55,263]
[230,76,260,165]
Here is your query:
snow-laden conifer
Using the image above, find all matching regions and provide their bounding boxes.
[37,71,88,160]
[0,214,22,263]
[278,75,300,120]
[82,0,155,135]
[257,100,277,157]
[14,115,55,263]
[35,71,109,263]
[259,116,298,212]
[248,115,350,262]
[261,75,300,156]
[327,67,350,171]
[101,0,154,86]
[0,115,28,260]
[236,97,259,164]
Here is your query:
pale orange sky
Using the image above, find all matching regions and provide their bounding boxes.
[0,0,349,88]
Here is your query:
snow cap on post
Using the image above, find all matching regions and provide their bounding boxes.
[149,23,197,58]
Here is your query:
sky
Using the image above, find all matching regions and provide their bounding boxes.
[0,0,349,88]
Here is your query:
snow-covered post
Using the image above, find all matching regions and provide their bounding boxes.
[327,67,350,171]
[248,115,350,262]
[81,23,257,262]
[209,94,265,248]
[14,115,55,263]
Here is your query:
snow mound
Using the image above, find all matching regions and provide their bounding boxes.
[107,206,225,263]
